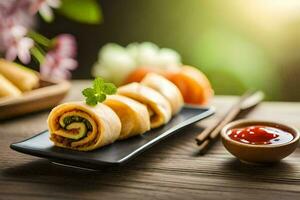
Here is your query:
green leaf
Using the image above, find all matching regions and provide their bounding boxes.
[86,96,98,106]
[58,0,102,24]
[28,31,51,47]
[82,88,95,97]
[102,83,117,95]
[30,46,44,64]
[82,77,117,106]
[93,77,104,93]
[96,93,106,102]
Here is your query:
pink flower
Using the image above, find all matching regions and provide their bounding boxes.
[54,34,77,58]
[0,0,34,29]
[0,0,35,63]
[4,25,34,64]
[40,34,77,80]
[41,53,77,80]
[30,0,61,22]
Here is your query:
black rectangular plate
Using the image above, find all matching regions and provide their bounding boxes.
[11,106,214,169]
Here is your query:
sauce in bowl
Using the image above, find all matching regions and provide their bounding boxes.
[227,126,294,145]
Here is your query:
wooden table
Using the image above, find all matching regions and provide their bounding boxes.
[0,80,299,200]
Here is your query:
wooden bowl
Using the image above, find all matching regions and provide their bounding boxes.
[221,119,299,164]
[0,79,71,120]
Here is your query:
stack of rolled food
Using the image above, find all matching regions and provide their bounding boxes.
[0,59,39,99]
[47,73,184,151]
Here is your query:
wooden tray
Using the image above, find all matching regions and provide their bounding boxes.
[0,79,71,120]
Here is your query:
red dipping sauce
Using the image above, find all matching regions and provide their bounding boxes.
[227,126,294,145]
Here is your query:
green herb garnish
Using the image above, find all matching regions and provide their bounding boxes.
[82,77,117,106]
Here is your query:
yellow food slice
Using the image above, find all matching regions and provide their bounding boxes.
[0,74,22,97]
[0,59,39,92]
[117,82,172,129]
[104,94,150,140]
[141,73,184,115]
[47,101,121,151]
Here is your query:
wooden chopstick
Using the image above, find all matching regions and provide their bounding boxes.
[196,90,259,154]
[196,90,253,144]
[196,105,241,154]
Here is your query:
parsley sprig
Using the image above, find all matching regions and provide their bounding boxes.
[82,77,117,106]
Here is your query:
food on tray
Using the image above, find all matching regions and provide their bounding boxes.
[0,59,39,92]
[118,82,172,128]
[48,101,121,151]
[0,59,71,120]
[141,73,183,115]
[104,95,150,140]
[0,74,22,97]
[168,66,213,105]
[48,73,209,151]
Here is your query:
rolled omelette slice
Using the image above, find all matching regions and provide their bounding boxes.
[141,73,184,115]
[0,74,22,98]
[104,95,150,140]
[48,101,121,151]
[117,82,172,129]
[0,59,39,92]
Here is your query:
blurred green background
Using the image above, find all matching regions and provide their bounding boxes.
[39,0,300,101]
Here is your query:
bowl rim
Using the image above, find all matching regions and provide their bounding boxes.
[221,119,300,148]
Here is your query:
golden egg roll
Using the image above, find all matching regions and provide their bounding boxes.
[118,83,172,129]
[141,73,184,115]
[48,101,121,151]
[104,94,150,140]
[0,74,22,97]
[0,59,39,92]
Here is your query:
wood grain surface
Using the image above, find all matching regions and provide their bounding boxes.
[0,80,299,200]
